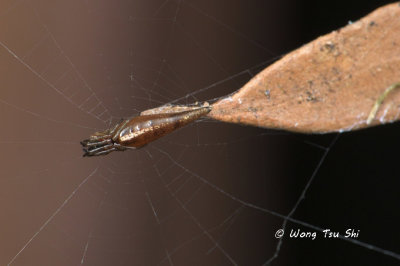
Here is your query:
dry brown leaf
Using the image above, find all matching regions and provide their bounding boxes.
[208,3,400,133]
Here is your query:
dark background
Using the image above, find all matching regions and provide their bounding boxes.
[0,0,398,265]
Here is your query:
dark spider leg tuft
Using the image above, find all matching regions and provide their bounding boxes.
[81,138,115,157]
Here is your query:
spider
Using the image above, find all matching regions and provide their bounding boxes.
[81,103,211,157]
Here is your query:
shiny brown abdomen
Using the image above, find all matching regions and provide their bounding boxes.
[116,107,211,148]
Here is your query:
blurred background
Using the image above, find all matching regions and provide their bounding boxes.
[0,0,398,265]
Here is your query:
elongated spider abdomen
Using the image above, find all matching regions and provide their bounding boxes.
[118,107,211,148]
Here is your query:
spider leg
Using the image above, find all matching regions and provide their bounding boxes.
[81,119,129,156]
[113,143,128,151]
[81,133,112,144]
[83,143,114,157]
[112,119,129,141]
[91,147,118,156]
[83,148,113,157]
[82,139,112,147]
[82,139,128,156]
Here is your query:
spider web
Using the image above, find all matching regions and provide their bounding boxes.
[0,0,399,265]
